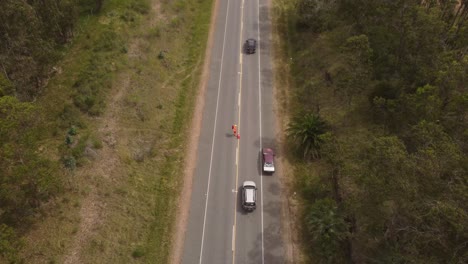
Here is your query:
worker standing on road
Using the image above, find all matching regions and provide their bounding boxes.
[232,124,238,136]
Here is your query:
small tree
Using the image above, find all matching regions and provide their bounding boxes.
[306,198,349,260]
[296,0,338,32]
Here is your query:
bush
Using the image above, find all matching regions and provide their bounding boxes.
[132,246,146,258]
[306,198,348,260]
[58,104,85,129]
[0,74,15,96]
[0,224,21,262]
[128,0,151,15]
[72,56,110,115]
[63,156,76,170]
[296,0,338,32]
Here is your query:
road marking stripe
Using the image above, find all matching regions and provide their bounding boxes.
[232,0,245,263]
[232,225,236,251]
[198,0,231,262]
[257,0,265,263]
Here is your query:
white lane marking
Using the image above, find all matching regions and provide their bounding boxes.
[236,148,239,165]
[232,0,245,263]
[232,225,236,251]
[198,0,231,262]
[257,0,265,263]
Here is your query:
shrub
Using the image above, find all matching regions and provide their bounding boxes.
[0,224,21,262]
[132,246,146,258]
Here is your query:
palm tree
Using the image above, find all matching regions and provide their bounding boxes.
[286,112,328,159]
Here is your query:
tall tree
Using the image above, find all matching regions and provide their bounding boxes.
[334,34,373,105]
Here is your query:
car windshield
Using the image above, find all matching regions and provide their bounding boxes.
[264,162,273,167]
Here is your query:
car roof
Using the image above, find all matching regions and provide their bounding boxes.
[245,188,255,203]
[263,148,274,162]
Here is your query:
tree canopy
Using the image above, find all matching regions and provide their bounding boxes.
[0,1,104,261]
[282,0,467,262]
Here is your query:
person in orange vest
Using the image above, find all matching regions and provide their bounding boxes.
[232,124,237,136]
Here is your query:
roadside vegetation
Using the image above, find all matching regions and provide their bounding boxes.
[0,0,212,263]
[274,0,467,262]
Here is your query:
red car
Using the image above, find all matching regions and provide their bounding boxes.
[262,148,275,173]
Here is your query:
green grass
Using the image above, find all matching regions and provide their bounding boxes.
[143,0,213,261]
[18,0,213,263]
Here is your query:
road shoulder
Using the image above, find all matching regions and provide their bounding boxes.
[169,0,219,263]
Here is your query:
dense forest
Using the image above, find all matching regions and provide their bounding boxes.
[0,0,105,260]
[279,0,467,262]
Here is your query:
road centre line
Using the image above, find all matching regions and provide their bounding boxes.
[232,225,236,251]
[232,0,245,262]
[198,0,231,262]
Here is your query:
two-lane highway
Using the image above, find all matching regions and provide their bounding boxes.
[182,0,284,262]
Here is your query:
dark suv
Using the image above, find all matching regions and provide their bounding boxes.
[241,181,257,211]
[245,38,257,54]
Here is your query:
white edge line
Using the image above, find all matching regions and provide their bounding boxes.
[198,0,231,262]
[257,0,265,263]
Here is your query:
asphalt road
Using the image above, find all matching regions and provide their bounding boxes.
[181,0,284,263]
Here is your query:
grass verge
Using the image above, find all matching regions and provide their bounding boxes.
[18,0,213,263]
